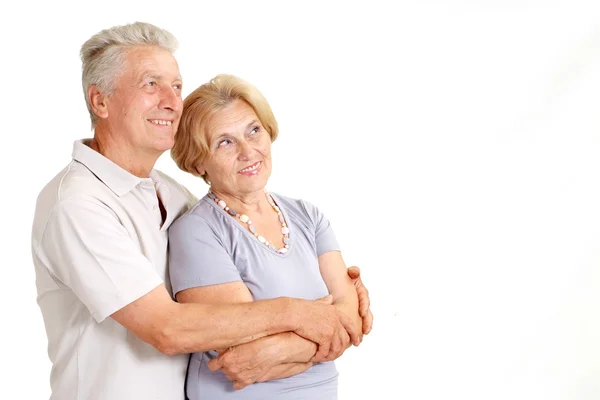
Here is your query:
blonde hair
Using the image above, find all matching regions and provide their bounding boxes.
[80,21,178,129]
[172,74,279,183]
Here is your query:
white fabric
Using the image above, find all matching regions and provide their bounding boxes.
[31,139,197,400]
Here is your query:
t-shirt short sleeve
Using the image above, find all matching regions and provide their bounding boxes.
[300,199,341,256]
[168,212,242,297]
[39,198,162,323]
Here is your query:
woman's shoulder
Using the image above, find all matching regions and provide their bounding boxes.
[270,192,322,224]
[169,195,222,233]
[270,192,307,211]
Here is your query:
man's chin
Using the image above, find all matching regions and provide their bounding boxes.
[156,136,175,152]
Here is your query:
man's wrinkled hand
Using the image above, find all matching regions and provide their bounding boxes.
[313,311,352,362]
[208,341,280,390]
[292,295,342,360]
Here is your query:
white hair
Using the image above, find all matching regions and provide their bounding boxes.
[80,21,179,128]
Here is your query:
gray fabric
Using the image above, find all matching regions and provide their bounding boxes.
[168,193,340,400]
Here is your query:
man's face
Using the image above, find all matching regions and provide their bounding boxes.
[104,46,183,155]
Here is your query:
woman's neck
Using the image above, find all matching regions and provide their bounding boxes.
[210,188,270,215]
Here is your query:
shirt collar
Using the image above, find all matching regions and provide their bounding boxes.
[72,139,146,196]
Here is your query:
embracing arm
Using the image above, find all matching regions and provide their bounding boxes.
[176,282,322,389]
[209,263,372,388]
[40,197,342,357]
[111,284,306,355]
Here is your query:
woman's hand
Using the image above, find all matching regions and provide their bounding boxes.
[347,266,374,335]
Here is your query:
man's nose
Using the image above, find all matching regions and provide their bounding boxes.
[159,86,182,113]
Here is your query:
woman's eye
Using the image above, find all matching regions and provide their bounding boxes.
[147,81,156,87]
[218,139,231,148]
[250,126,260,134]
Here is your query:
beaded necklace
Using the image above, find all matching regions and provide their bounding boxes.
[207,191,290,254]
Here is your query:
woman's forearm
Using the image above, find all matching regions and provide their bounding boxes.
[239,331,317,364]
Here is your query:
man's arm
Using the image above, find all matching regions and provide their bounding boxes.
[207,330,318,388]
[209,264,374,386]
[40,197,343,357]
[172,281,344,388]
[110,283,336,355]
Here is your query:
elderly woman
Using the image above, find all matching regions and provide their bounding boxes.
[168,74,364,400]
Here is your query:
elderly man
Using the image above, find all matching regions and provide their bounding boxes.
[31,21,372,400]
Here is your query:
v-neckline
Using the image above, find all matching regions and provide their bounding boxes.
[203,192,293,257]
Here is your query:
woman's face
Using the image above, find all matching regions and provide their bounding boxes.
[197,99,272,197]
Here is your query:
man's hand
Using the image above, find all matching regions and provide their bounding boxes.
[347,266,373,335]
[291,295,360,361]
[208,331,317,389]
[208,338,282,390]
[257,362,314,383]
[312,308,353,362]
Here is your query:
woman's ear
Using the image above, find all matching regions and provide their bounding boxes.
[195,165,206,176]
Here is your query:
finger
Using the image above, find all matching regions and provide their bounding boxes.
[233,381,249,390]
[347,266,361,280]
[338,326,351,355]
[208,357,223,371]
[317,294,334,304]
[327,326,342,361]
[331,328,350,360]
[312,341,330,363]
[340,313,361,346]
[363,309,374,335]
[356,281,370,318]
[222,371,236,381]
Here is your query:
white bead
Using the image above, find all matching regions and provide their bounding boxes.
[218,200,226,208]
[240,214,249,223]
[257,236,266,243]
[281,227,290,234]
[278,248,288,254]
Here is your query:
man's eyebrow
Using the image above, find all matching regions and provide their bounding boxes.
[141,73,161,81]
[138,74,182,82]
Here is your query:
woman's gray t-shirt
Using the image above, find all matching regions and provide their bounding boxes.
[168,193,340,400]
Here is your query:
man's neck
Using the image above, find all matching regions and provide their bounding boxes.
[90,136,159,178]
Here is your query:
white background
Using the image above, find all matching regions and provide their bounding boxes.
[2,1,600,399]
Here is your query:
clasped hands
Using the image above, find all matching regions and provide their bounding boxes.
[209,267,373,390]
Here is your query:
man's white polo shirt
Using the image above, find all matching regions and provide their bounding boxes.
[31,140,197,400]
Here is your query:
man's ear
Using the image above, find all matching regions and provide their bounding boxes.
[88,85,109,119]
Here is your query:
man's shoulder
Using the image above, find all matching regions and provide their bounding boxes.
[153,169,198,201]
[32,160,112,245]
[36,160,107,208]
